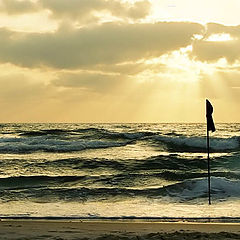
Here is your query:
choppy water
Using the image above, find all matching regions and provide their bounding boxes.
[0,123,240,219]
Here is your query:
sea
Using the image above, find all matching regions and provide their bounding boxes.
[0,123,239,220]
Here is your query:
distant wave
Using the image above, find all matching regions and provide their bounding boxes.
[14,127,240,154]
[99,130,155,140]
[0,137,131,153]
[8,127,240,154]
[0,127,160,153]
[20,128,156,140]
[20,129,69,137]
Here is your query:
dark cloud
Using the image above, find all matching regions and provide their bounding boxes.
[0,22,204,69]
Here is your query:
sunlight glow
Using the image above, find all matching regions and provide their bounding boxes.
[0,11,58,33]
[206,33,234,42]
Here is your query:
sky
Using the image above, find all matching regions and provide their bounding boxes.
[0,0,240,123]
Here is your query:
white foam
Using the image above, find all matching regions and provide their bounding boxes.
[156,135,239,150]
[167,177,240,200]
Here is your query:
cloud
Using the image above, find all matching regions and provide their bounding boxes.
[0,0,151,22]
[40,0,151,21]
[0,0,38,15]
[192,23,240,63]
[0,22,203,69]
[204,23,240,38]
[81,62,154,76]
[192,40,240,63]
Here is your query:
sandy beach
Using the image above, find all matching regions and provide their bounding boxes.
[0,220,240,239]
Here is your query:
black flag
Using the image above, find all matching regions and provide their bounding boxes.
[206,99,215,132]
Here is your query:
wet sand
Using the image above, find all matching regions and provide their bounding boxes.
[0,220,240,239]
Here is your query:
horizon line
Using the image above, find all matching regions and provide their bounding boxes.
[0,122,239,124]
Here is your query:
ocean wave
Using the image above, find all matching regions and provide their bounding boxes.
[37,157,126,171]
[0,175,239,202]
[74,128,156,141]
[20,127,156,141]
[101,131,155,140]
[0,175,86,190]
[20,127,108,137]
[20,129,69,137]
[154,135,240,152]
[162,177,240,200]
[1,154,239,182]
[14,155,203,173]
[13,126,240,154]
[0,137,131,153]
[29,153,239,171]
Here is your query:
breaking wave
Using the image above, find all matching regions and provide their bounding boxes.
[154,135,240,152]
[162,177,240,200]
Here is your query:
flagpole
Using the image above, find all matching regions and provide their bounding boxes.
[207,128,211,205]
[206,99,215,205]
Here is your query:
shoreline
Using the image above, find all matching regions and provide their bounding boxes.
[1,216,240,223]
[0,220,240,239]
